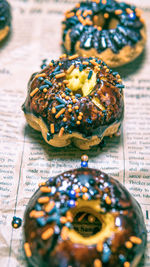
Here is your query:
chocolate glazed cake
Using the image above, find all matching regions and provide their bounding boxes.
[24,167,147,267]
[62,0,146,67]
[22,55,124,150]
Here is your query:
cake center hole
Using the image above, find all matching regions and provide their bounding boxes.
[66,68,97,97]
[93,14,119,30]
[72,212,102,237]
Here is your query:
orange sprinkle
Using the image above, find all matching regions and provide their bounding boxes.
[97,26,102,31]
[76,120,80,125]
[50,123,55,134]
[75,188,80,193]
[106,68,110,73]
[78,16,86,25]
[83,10,89,17]
[66,211,73,222]
[63,80,69,84]
[52,107,56,114]
[29,210,45,218]
[124,262,130,267]
[65,96,70,100]
[41,227,54,240]
[38,196,49,204]
[68,108,72,113]
[94,259,102,267]
[75,3,80,8]
[55,108,66,119]
[68,104,72,108]
[61,226,69,240]
[104,66,107,69]
[75,105,79,110]
[24,243,32,257]
[115,9,122,15]
[55,72,66,79]
[125,241,133,249]
[96,241,103,252]
[82,61,89,65]
[60,216,68,224]
[76,9,81,17]
[61,93,66,98]
[102,0,106,4]
[59,127,65,137]
[38,182,46,187]
[82,194,88,200]
[90,59,98,66]
[44,201,55,213]
[79,112,83,116]
[66,12,75,19]
[77,115,82,120]
[78,213,86,222]
[66,64,75,74]
[40,186,51,193]
[140,17,145,23]
[104,13,109,19]
[43,88,47,93]
[63,117,67,122]
[129,236,142,244]
[73,99,77,103]
[118,79,122,83]
[105,196,111,205]
[68,54,78,60]
[126,8,133,14]
[82,186,88,193]
[35,73,46,78]
[116,74,120,79]
[59,54,67,59]
[71,95,75,99]
[85,18,93,26]
[30,88,39,97]
[49,62,53,67]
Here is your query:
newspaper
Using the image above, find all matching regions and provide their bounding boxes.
[0,0,150,266]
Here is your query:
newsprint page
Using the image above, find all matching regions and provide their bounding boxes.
[0,0,150,266]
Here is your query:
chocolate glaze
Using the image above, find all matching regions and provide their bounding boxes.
[24,168,147,267]
[62,0,144,55]
[0,0,11,30]
[22,56,124,140]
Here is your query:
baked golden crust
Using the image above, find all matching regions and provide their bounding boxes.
[62,1,147,67]
[24,168,147,267]
[22,56,124,149]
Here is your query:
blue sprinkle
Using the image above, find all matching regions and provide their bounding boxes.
[68,189,76,198]
[88,70,93,80]
[38,77,44,81]
[75,94,81,98]
[116,84,125,88]
[55,104,65,110]
[41,64,46,69]
[68,199,76,208]
[39,84,49,91]
[112,72,118,76]
[79,65,83,72]
[54,65,60,72]
[65,87,72,92]
[69,130,72,134]
[44,80,52,86]
[35,204,42,211]
[65,222,72,229]
[56,97,66,105]
[102,244,111,263]
[128,12,136,20]
[47,133,52,141]
[36,217,46,227]
[81,161,88,168]
[119,254,126,263]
